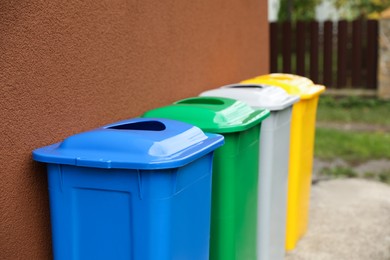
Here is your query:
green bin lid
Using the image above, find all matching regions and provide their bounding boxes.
[142,97,270,133]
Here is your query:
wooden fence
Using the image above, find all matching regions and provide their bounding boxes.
[270,19,379,89]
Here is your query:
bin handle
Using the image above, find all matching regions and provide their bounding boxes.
[107,121,166,131]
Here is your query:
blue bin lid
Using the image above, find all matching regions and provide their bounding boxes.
[33,118,224,170]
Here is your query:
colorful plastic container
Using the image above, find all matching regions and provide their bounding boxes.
[142,97,270,260]
[242,73,325,250]
[200,84,299,260]
[33,118,224,260]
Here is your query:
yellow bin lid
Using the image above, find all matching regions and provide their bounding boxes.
[241,73,325,100]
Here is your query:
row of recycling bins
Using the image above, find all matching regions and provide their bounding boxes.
[33,74,325,260]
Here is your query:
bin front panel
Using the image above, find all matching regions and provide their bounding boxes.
[257,108,292,260]
[285,97,319,250]
[209,125,260,260]
[47,154,213,260]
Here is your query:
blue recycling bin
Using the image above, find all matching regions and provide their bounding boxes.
[33,118,224,260]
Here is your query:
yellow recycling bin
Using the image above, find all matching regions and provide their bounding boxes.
[242,73,325,251]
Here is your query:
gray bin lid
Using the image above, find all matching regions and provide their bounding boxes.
[200,83,300,111]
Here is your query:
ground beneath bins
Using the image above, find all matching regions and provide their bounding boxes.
[285,178,390,260]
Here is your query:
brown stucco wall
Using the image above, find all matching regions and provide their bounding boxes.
[0,1,268,259]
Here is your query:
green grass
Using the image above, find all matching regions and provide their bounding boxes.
[319,166,390,184]
[314,96,390,184]
[378,171,390,184]
[314,128,390,162]
[317,96,390,126]
[320,166,358,178]
[363,170,390,185]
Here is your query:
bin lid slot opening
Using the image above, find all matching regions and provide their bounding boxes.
[228,84,266,89]
[107,121,166,131]
[177,98,224,105]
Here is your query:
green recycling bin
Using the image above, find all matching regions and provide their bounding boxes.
[142,97,270,260]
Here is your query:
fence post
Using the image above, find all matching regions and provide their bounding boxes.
[323,21,333,87]
[352,19,363,87]
[296,21,306,76]
[337,20,348,88]
[378,18,390,99]
[309,21,319,82]
[282,21,292,73]
[367,20,378,89]
[270,22,279,73]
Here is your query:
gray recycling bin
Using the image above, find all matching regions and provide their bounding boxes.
[200,84,299,260]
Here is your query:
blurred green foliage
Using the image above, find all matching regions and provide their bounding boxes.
[315,128,390,162]
[278,0,321,21]
[317,96,390,126]
[277,0,390,21]
[320,166,358,178]
[332,0,390,19]
[364,171,390,184]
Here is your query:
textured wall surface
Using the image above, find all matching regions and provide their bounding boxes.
[0,1,268,259]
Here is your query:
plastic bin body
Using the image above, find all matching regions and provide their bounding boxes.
[242,74,325,250]
[200,85,299,260]
[142,97,270,260]
[33,118,224,260]
[210,127,259,260]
